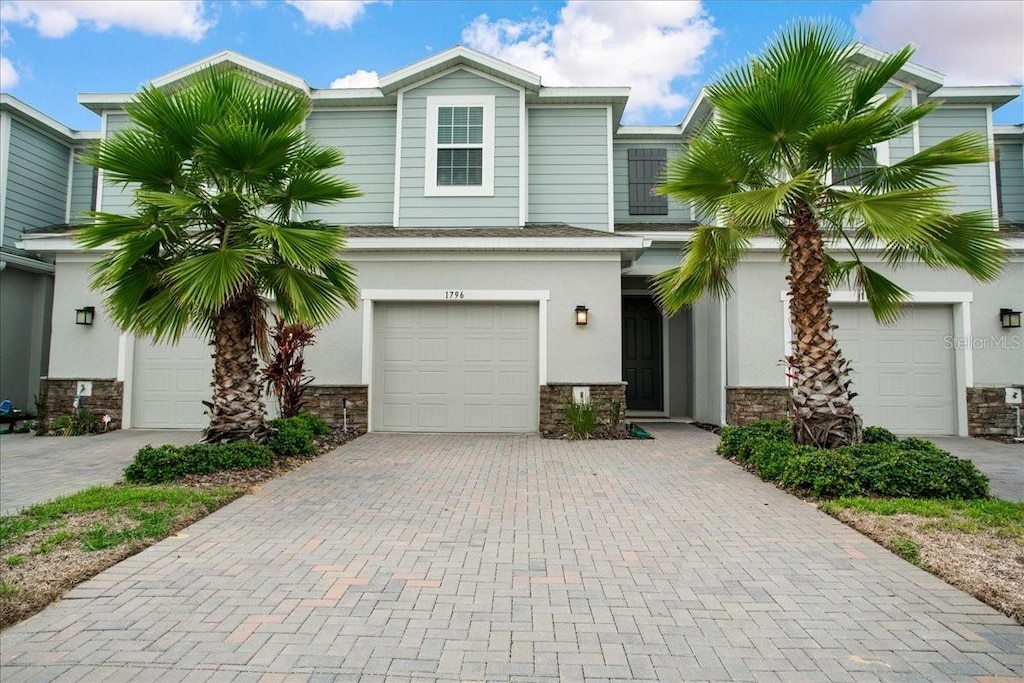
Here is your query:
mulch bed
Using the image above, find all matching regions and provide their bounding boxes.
[828,508,1024,625]
[0,428,361,629]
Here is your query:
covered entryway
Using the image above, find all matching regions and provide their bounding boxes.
[832,304,956,435]
[372,302,538,432]
[622,296,663,411]
[131,333,212,428]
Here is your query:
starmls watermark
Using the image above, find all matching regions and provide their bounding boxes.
[943,334,1022,350]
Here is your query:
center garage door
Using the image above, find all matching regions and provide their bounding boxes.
[372,303,539,432]
[831,304,956,435]
[132,332,212,428]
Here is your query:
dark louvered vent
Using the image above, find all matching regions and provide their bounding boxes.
[628,148,668,216]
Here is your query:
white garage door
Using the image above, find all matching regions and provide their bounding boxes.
[832,304,956,435]
[132,332,212,428]
[373,303,539,432]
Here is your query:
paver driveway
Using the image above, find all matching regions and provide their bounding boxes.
[1,424,1021,682]
[0,430,200,515]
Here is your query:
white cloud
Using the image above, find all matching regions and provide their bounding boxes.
[461,1,718,122]
[285,0,380,30]
[0,0,212,41]
[853,0,1023,85]
[0,57,18,89]
[330,68,379,88]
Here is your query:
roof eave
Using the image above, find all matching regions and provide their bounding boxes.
[379,46,543,94]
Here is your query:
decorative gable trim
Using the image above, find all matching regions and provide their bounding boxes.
[380,45,542,93]
[151,50,310,93]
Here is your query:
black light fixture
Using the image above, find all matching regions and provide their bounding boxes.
[75,306,95,326]
[1000,308,1022,329]
[575,305,589,326]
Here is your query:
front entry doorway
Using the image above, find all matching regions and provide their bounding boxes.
[622,296,663,411]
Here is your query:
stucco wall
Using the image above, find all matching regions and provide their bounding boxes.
[305,253,622,385]
[729,255,1024,388]
[47,255,120,379]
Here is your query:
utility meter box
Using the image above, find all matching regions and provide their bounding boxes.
[1006,387,1023,405]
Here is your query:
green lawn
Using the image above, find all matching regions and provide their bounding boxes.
[820,497,1024,539]
[1,485,241,555]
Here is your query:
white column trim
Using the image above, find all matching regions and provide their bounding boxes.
[64,147,75,223]
[719,296,728,424]
[909,85,921,154]
[606,105,614,232]
[538,298,548,385]
[0,111,11,241]
[392,90,404,227]
[519,88,528,227]
[986,104,998,224]
[95,111,107,212]
[117,332,136,429]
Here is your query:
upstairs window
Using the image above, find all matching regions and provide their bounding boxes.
[425,96,495,197]
[628,148,668,215]
[831,142,889,188]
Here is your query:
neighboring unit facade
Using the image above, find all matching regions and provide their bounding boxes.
[0,95,98,411]
[18,46,1024,437]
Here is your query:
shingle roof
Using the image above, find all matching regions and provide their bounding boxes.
[346,224,617,238]
[614,223,697,233]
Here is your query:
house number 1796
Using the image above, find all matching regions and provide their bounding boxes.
[445,290,465,300]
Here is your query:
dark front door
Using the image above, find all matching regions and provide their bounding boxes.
[622,296,663,411]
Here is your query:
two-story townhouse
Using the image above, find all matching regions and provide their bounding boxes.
[0,95,98,411]
[19,46,1024,437]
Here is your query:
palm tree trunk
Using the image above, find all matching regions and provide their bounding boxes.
[204,293,267,443]
[786,203,862,447]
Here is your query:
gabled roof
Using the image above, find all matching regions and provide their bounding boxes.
[378,46,542,93]
[151,50,310,93]
[849,43,945,94]
[0,93,97,141]
[79,50,311,113]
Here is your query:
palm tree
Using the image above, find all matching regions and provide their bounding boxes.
[77,67,361,443]
[653,22,1005,448]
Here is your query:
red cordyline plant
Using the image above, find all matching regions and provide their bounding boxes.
[262,315,316,418]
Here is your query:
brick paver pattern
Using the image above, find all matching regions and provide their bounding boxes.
[1,424,1021,682]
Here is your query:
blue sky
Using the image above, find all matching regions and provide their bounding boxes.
[1,0,1021,131]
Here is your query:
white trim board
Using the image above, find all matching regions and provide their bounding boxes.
[779,290,974,436]
[359,289,552,432]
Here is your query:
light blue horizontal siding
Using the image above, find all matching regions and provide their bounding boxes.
[100,113,136,215]
[528,108,609,230]
[5,119,70,247]
[305,109,396,225]
[919,107,993,214]
[68,157,95,223]
[997,141,1024,222]
[613,140,689,224]
[399,70,520,227]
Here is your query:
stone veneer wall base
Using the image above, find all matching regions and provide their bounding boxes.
[539,383,627,437]
[726,387,789,426]
[303,385,368,433]
[40,378,124,432]
[967,387,1023,437]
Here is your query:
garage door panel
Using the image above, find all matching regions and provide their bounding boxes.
[464,338,494,362]
[833,304,955,435]
[373,303,538,432]
[132,332,212,429]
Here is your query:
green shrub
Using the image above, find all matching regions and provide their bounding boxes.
[862,426,898,444]
[850,442,988,499]
[124,441,273,484]
[294,411,330,436]
[49,409,102,436]
[564,401,597,439]
[717,419,989,500]
[267,417,316,456]
[780,448,860,498]
[718,420,791,458]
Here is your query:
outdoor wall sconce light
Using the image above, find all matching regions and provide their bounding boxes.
[575,305,589,326]
[1000,308,1022,329]
[75,306,95,326]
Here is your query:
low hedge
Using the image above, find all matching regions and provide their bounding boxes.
[718,420,989,499]
[266,412,330,456]
[125,441,273,484]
